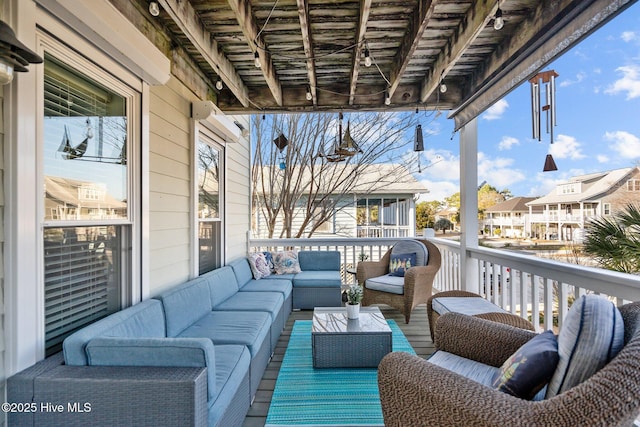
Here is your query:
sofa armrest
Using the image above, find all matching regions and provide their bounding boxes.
[434,312,536,367]
[9,364,208,427]
[85,337,217,399]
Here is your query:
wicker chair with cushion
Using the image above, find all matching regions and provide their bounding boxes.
[378,296,640,427]
[357,239,441,323]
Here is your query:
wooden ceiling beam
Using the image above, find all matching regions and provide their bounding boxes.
[388,0,437,99]
[419,0,497,103]
[348,0,373,105]
[296,0,318,106]
[158,0,250,107]
[227,0,283,106]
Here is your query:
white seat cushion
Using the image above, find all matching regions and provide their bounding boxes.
[432,296,508,316]
[365,275,405,295]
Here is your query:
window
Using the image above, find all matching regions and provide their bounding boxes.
[196,133,224,275]
[604,203,611,215]
[627,179,640,191]
[311,200,333,233]
[42,53,137,356]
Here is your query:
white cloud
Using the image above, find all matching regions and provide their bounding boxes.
[596,154,610,163]
[621,31,638,42]
[559,72,586,87]
[477,152,526,189]
[420,149,460,181]
[482,99,509,121]
[549,134,586,160]
[604,130,640,159]
[498,136,519,151]
[416,180,459,203]
[605,65,640,99]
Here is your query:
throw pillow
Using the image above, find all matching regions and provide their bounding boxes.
[545,294,624,398]
[247,252,271,280]
[272,250,302,274]
[492,330,559,400]
[388,252,417,277]
[263,251,276,273]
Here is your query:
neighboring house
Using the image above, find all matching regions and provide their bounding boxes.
[526,167,640,241]
[435,206,458,231]
[252,164,428,238]
[483,197,541,238]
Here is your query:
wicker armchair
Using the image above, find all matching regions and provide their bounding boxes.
[378,301,640,427]
[357,239,441,323]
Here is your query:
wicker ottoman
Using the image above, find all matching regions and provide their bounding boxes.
[311,307,392,368]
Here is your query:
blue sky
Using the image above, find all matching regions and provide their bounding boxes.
[416,2,640,203]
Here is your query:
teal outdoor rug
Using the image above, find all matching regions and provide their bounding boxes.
[265,320,415,427]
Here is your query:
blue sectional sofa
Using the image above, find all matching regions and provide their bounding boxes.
[7,259,295,427]
[253,250,342,309]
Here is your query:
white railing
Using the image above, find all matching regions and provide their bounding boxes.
[248,236,640,332]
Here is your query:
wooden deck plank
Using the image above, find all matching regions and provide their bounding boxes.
[242,304,434,426]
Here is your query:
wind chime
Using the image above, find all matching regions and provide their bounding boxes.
[530,70,559,172]
[273,132,289,170]
[414,107,425,172]
[319,112,361,162]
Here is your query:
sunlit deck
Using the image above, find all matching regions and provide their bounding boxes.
[242,305,434,427]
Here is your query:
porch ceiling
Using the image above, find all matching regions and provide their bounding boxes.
[143,0,634,120]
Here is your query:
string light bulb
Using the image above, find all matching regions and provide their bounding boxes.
[494,7,504,30]
[254,51,261,68]
[306,86,313,101]
[149,1,160,17]
[440,82,447,93]
[364,48,372,67]
[384,89,391,106]
[215,79,223,91]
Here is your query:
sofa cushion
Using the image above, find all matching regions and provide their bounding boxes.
[272,250,302,274]
[388,252,417,277]
[213,291,284,322]
[493,330,559,400]
[230,257,260,285]
[293,271,342,288]
[391,240,428,266]
[85,337,217,401]
[201,266,241,306]
[63,299,166,366]
[298,250,340,271]
[432,296,508,316]
[239,278,292,300]
[365,275,405,295]
[245,254,272,281]
[262,273,295,281]
[178,310,271,357]
[155,278,213,337]
[545,294,625,398]
[428,350,498,387]
[209,345,251,422]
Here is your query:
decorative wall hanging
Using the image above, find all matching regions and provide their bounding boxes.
[319,112,361,162]
[530,70,559,172]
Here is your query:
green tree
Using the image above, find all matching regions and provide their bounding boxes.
[415,200,442,230]
[478,184,507,219]
[583,203,640,274]
[434,218,453,233]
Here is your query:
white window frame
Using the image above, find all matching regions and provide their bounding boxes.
[5,3,147,373]
[191,122,227,277]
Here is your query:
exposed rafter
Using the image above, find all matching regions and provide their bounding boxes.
[227,0,283,106]
[388,0,437,99]
[158,0,250,107]
[296,0,318,106]
[419,1,497,103]
[348,0,372,105]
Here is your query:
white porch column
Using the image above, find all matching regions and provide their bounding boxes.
[459,118,479,294]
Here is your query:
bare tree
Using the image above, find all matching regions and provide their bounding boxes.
[252,112,433,238]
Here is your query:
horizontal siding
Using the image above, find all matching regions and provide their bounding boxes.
[148,77,192,292]
[225,115,250,261]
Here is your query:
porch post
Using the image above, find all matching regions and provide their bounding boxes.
[459,118,479,293]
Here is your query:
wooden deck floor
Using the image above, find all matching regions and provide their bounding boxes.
[242,304,435,427]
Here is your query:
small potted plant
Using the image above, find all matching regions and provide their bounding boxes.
[345,284,363,319]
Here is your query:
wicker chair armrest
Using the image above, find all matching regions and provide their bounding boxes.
[434,312,536,367]
[379,352,538,427]
[9,364,208,427]
[356,255,390,284]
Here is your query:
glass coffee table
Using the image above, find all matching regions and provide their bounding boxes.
[311,306,392,368]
